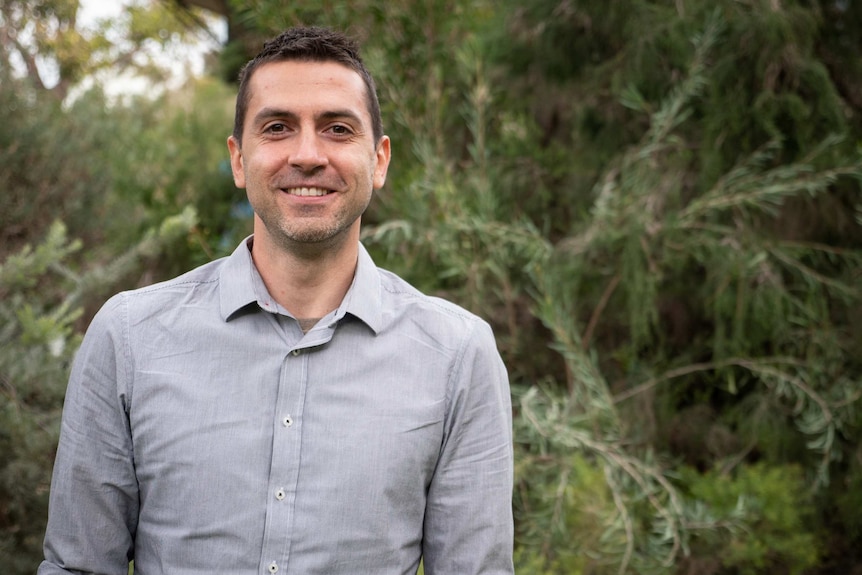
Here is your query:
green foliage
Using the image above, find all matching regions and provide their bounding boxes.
[0,224,81,573]
[683,463,820,574]
[830,458,862,556]
[514,439,639,574]
[0,75,113,259]
[103,77,244,276]
[354,3,861,572]
[0,0,219,99]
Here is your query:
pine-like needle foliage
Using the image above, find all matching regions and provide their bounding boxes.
[364,6,861,573]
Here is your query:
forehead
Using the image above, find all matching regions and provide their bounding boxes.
[246,60,370,120]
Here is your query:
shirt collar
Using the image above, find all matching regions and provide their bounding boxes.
[219,236,382,334]
[336,242,382,334]
[219,237,259,321]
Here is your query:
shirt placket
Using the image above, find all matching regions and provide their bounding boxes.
[259,344,309,574]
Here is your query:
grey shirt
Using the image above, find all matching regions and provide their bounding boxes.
[39,239,514,575]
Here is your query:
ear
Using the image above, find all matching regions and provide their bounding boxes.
[373,136,391,190]
[227,135,246,188]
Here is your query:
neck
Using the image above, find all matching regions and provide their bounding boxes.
[250,227,359,320]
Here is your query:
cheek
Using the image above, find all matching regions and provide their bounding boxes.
[238,155,278,188]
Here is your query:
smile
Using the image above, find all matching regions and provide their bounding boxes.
[283,187,332,197]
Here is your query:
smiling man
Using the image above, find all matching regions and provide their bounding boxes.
[39,27,514,575]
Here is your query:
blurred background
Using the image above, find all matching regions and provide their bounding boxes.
[2,1,861,573]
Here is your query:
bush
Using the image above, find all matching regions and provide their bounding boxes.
[683,463,820,574]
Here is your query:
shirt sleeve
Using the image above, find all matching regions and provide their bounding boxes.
[38,294,139,575]
[422,318,514,575]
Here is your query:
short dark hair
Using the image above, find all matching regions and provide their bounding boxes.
[232,27,384,145]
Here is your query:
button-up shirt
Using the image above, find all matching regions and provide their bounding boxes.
[39,239,513,575]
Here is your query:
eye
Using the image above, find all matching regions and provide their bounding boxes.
[264,123,287,134]
[328,124,353,136]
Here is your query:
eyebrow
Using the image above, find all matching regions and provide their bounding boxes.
[252,107,365,128]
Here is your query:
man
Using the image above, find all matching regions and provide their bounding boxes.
[39,26,514,575]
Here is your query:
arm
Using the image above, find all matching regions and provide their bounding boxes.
[38,295,139,575]
[422,319,514,575]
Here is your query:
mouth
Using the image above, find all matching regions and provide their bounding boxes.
[282,187,333,197]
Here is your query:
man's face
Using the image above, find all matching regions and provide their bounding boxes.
[228,60,390,251]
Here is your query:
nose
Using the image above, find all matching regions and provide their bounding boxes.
[290,130,328,173]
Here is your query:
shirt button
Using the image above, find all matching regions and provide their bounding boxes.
[268,561,279,573]
[291,349,301,357]
[275,488,285,501]
[282,415,293,427]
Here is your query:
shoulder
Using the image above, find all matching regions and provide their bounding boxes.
[374,266,496,344]
[377,267,475,318]
[125,258,226,298]
[95,257,229,326]
[372,268,510,412]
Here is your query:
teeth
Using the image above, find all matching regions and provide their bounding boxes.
[287,187,329,197]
